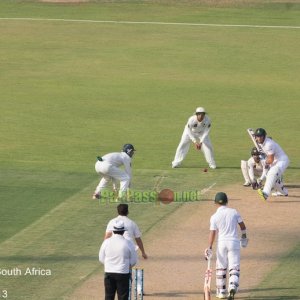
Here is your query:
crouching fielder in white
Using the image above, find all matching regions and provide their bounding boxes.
[172,107,216,169]
[93,144,135,200]
[204,192,248,300]
[241,147,267,188]
[254,128,289,201]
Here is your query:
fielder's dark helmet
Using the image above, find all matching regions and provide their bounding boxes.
[214,192,228,205]
[251,147,260,156]
[122,144,135,157]
[254,128,267,137]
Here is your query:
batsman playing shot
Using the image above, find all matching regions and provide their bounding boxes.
[253,128,289,200]
[204,192,248,300]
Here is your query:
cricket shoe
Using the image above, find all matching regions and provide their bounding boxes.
[243,182,251,187]
[92,193,100,200]
[271,191,288,197]
[216,292,227,299]
[227,288,236,300]
[257,189,268,201]
[209,164,217,169]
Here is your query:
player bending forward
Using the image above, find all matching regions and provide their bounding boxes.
[254,128,289,200]
[205,192,248,300]
[241,147,267,188]
[172,107,216,169]
[93,144,135,200]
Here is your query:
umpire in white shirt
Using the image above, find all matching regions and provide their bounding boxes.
[99,220,137,300]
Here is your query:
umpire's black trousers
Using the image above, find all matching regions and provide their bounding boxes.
[104,272,130,300]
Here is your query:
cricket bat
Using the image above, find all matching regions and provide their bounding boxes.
[203,257,212,300]
[247,128,266,155]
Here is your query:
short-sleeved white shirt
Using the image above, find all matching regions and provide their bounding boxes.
[99,234,137,273]
[210,206,243,242]
[106,215,141,244]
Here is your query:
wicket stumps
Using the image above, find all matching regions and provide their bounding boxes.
[129,267,144,300]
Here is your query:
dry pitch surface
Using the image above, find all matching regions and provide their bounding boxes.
[70,184,300,299]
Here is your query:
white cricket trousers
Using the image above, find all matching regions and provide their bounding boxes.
[94,161,130,195]
[172,128,216,168]
[263,159,289,196]
[216,240,240,294]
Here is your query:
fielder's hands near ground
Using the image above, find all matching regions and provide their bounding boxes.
[195,142,202,150]
[251,180,259,190]
[142,252,148,259]
[240,237,249,248]
[257,178,263,188]
[204,248,213,260]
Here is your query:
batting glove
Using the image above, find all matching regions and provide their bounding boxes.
[251,180,259,190]
[240,237,249,248]
[204,248,213,260]
[259,152,266,160]
[257,178,263,188]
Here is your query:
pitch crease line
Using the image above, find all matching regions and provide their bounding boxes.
[0,17,300,29]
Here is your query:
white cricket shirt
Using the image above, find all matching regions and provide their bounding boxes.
[106,216,141,244]
[186,115,211,142]
[210,206,243,242]
[102,152,132,178]
[247,156,266,181]
[259,137,289,165]
[99,234,137,273]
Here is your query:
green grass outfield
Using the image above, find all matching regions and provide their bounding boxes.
[0,1,300,299]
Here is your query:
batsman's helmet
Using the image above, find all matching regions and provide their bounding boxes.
[251,147,260,156]
[214,192,228,205]
[122,144,135,157]
[254,128,267,137]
